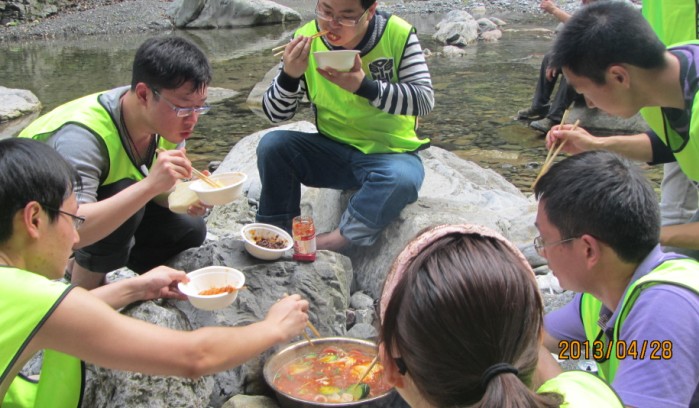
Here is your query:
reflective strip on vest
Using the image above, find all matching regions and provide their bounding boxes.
[296,17,429,154]
[580,258,699,381]
[1,267,83,407]
[537,370,624,407]
[18,90,177,186]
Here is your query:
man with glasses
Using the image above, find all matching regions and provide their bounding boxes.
[259,0,434,251]
[534,150,699,407]
[545,1,699,257]
[18,36,213,289]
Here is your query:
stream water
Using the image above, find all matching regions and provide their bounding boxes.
[0,12,662,193]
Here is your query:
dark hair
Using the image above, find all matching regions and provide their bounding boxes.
[0,138,81,243]
[131,36,212,93]
[534,151,659,263]
[550,1,666,84]
[381,228,560,407]
[360,0,376,10]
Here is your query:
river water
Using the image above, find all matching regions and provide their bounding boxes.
[0,12,663,193]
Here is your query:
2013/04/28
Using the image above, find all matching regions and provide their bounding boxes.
[558,339,673,360]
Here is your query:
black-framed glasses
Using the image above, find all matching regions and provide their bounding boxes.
[314,3,370,27]
[533,236,578,257]
[42,205,85,230]
[152,89,211,118]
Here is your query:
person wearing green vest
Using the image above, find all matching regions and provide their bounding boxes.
[534,150,699,406]
[259,0,434,251]
[18,36,213,290]
[0,138,310,407]
[545,1,699,257]
[378,224,623,407]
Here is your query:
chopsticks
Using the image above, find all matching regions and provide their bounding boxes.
[155,148,222,188]
[531,113,580,189]
[272,31,329,57]
[355,355,379,385]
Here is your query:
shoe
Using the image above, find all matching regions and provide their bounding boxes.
[516,106,548,120]
[530,117,557,133]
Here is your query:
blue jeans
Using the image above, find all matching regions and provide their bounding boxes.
[256,130,425,246]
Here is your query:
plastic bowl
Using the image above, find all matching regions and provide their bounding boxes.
[313,50,360,72]
[263,337,394,407]
[178,266,245,311]
[241,223,293,261]
[189,172,247,206]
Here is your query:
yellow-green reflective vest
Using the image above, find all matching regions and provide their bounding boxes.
[537,371,624,407]
[1,267,84,407]
[18,90,177,186]
[640,41,699,181]
[580,258,699,381]
[642,0,698,46]
[296,18,429,154]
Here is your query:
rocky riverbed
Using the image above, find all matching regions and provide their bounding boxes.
[0,0,596,42]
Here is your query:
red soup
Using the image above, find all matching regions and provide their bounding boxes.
[272,346,392,403]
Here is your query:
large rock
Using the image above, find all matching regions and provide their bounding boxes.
[168,0,301,29]
[0,86,41,123]
[433,10,478,46]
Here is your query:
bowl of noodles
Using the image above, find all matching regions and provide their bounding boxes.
[241,223,293,261]
[264,337,394,407]
[178,266,245,311]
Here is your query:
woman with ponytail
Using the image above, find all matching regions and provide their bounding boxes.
[379,224,623,407]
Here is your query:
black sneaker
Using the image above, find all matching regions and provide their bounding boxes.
[516,106,548,120]
[530,117,557,133]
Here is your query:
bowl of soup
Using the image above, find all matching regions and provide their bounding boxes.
[264,337,394,407]
[241,223,293,261]
[189,171,247,206]
[177,266,245,311]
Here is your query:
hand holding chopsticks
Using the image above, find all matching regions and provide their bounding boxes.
[272,31,329,57]
[155,148,222,188]
[531,117,580,189]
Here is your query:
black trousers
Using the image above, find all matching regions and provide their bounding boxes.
[530,52,580,122]
[74,179,206,274]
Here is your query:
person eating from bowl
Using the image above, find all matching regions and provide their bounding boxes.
[259,0,434,251]
[378,223,624,407]
[18,36,212,290]
[0,138,310,408]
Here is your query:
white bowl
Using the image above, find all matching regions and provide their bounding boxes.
[241,223,293,261]
[178,266,245,311]
[189,172,247,206]
[313,50,360,72]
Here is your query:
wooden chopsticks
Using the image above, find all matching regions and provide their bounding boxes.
[531,113,580,189]
[155,148,222,188]
[272,31,329,57]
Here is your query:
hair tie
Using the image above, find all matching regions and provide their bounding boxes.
[480,363,519,389]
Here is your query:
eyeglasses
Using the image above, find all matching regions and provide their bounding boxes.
[314,4,370,27]
[152,89,211,118]
[42,205,85,230]
[533,236,578,257]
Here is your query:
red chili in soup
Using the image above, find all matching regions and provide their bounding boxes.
[272,346,392,403]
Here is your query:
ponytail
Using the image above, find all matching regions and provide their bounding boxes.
[474,373,562,408]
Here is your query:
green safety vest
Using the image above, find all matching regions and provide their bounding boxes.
[640,42,699,182]
[18,90,177,186]
[580,258,699,381]
[537,370,623,407]
[296,17,429,154]
[1,267,84,407]
[642,0,698,46]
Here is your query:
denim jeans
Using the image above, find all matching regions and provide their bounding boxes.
[256,130,425,246]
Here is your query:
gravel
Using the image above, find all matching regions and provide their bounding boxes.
[0,0,564,43]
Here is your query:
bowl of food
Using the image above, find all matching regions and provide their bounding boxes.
[178,266,245,311]
[241,223,293,261]
[189,172,247,206]
[313,50,360,72]
[264,337,394,407]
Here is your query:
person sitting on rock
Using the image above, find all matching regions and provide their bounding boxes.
[19,36,212,290]
[258,0,434,252]
[535,150,699,406]
[0,138,310,408]
[378,223,624,407]
[516,0,589,133]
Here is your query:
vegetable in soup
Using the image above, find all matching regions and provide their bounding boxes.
[273,346,391,403]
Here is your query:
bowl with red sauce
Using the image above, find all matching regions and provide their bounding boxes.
[178,266,245,311]
[241,223,293,261]
[263,337,394,407]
